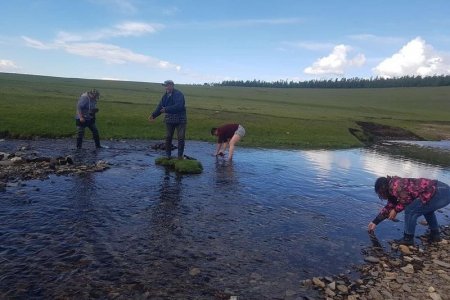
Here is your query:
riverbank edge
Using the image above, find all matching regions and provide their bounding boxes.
[303,228,450,300]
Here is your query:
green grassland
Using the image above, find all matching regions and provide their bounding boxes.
[1,72,450,149]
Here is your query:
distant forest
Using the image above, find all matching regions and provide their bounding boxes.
[214,75,450,89]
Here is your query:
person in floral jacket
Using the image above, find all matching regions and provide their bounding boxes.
[368,176,450,245]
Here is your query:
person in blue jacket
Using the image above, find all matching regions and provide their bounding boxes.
[148,80,187,159]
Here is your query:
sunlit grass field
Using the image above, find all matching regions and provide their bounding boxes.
[1,72,450,149]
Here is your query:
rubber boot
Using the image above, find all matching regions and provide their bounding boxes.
[429,229,442,243]
[394,233,414,246]
[93,132,101,148]
[76,138,83,149]
[177,139,185,159]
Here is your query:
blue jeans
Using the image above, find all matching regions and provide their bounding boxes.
[165,123,186,158]
[404,181,450,235]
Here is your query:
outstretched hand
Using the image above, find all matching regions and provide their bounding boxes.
[388,209,397,220]
[368,222,376,233]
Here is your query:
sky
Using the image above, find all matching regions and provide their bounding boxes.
[1,0,450,84]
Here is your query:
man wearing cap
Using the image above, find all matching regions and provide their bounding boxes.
[75,89,102,149]
[148,80,187,159]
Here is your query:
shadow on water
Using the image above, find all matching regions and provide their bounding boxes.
[1,138,450,299]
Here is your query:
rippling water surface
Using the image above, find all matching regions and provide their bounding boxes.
[1,139,450,299]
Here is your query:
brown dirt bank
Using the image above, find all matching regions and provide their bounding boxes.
[349,121,423,145]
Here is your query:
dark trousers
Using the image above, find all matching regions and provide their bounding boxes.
[165,123,186,158]
[76,119,100,148]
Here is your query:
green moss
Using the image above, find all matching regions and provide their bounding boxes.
[155,157,203,174]
[155,157,176,167]
[174,159,203,174]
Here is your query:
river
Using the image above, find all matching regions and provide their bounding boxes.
[1,138,449,299]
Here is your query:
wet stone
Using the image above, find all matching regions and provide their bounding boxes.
[364,256,380,263]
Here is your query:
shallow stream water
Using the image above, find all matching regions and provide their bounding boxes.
[1,138,450,299]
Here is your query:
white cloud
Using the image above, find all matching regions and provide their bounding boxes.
[55,22,164,43]
[63,42,149,64]
[22,36,181,71]
[62,42,181,70]
[373,37,450,78]
[22,36,55,49]
[114,22,162,37]
[304,44,366,76]
[0,59,19,71]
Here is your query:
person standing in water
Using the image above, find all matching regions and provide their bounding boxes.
[148,80,187,159]
[75,89,103,149]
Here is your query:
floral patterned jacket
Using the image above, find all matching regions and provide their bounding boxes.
[372,176,437,224]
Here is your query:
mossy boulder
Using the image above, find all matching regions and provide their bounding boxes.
[155,157,203,174]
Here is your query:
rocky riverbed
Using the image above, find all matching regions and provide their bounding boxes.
[306,229,450,300]
[0,146,109,191]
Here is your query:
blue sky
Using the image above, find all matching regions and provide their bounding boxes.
[1,0,450,84]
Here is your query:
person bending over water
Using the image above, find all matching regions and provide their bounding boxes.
[211,124,245,161]
[368,176,450,245]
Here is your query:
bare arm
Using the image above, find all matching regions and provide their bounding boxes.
[215,143,223,156]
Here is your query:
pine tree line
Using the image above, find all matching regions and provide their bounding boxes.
[214,75,450,89]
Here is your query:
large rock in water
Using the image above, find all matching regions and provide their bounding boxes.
[155,157,203,174]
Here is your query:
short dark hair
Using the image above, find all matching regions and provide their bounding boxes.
[374,176,389,199]
[210,127,218,135]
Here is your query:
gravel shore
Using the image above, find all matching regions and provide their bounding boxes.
[306,228,450,300]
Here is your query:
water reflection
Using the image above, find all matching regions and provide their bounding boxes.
[152,170,183,231]
[70,172,97,206]
[214,158,236,186]
[159,170,183,202]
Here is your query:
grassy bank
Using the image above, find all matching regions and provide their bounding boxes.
[1,72,450,149]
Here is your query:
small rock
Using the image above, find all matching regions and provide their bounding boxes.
[433,259,450,269]
[312,277,325,288]
[438,273,450,281]
[189,268,200,276]
[325,288,336,297]
[402,283,412,292]
[336,284,348,293]
[381,289,393,298]
[401,264,414,274]
[10,157,23,164]
[419,219,428,226]
[429,292,442,300]
[364,256,380,263]
[368,289,383,300]
[399,245,413,255]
